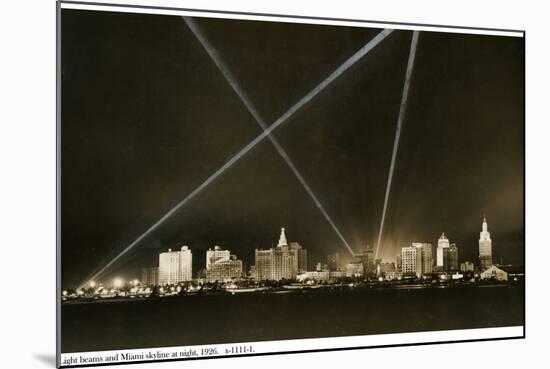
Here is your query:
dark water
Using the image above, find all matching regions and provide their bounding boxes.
[61,284,524,353]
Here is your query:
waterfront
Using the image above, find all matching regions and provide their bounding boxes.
[61,283,523,353]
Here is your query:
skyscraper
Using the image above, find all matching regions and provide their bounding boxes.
[355,245,375,273]
[436,233,450,268]
[479,217,493,270]
[443,243,459,271]
[158,246,193,285]
[401,245,420,277]
[254,228,306,281]
[327,252,340,271]
[412,242,433,274]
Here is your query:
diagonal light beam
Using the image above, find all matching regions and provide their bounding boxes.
[184,17,363,257]
[375,31,420,259]
[79,26,393,288]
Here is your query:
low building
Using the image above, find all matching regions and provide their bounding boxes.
[206,255,243,282]
[460,261,475,272]
[345,262,364,277]
[384,271,403,280]
[297,271,330,282]
[329,271,346,280]
[480,265,508,281]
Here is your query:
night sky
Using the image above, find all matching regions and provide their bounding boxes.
[61,10,524,288]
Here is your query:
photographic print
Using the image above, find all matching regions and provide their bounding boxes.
[57,1,525,367]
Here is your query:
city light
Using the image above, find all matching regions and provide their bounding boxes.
[113,278,124,289]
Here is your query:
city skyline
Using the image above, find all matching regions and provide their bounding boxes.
[61,11,524,289]
[72,216,509,289]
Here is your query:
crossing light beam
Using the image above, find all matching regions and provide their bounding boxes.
[184,17,386,257]
[375,31,420,259]
[79,26,394,289]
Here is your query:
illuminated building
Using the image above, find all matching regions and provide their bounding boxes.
[345,262,364,277]
[158,246,192,285]
[206,246,230,270]
[436,233,450,268]
[413,242,433,274]
[401,245,420,277]
[253,228,306,281]
[355,245,375,273]
[402,242,433,277]
[460,261,475,272]
[479,217,493,270]
[205,246,243,282]
[480,265,508,281]
[297,271,330,282]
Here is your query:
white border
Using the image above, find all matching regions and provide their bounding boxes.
[60,326,523,366]
[59,0,524,37]
[56,1,525,367]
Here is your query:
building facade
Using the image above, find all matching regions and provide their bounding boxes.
[356,246,375,273]
[443,243,459,271]
[480,265,507,281]
[141,267,158,285]
[345,262,364,277]
[205,246,243,282]
[253,228,306,281]
[460,261,475,272]
[401,245,420,277]
[158,246,192,285]
[327,252,340,271]
[436,233,450,268]
[413,242,433,274]
[206,246,230,270]
[479,217,493,270]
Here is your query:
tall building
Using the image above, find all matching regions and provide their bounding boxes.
[412,242,433,274]
[436,233,450,268]
[355,245,375,273]
[443,243,459,271]
[290,242,308,273]
[479,217,493,270]
[327,252,340,271]
[158,246,193,285]
[396,254,402,272]
[205,246,243,282]
[254,228,306,281]
[141,267,158,285]
[401,246,421,276]
[206,246,230,270]
[402,243,433,277]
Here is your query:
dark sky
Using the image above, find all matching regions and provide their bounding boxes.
[61,10,524,288]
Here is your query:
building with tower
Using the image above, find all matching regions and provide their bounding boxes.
[479,217,493,270]
[436,233,450,268]
[253,228,307,281]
